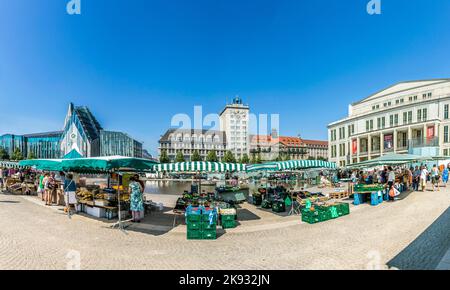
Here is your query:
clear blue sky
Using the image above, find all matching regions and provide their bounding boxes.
[1,0,450,156]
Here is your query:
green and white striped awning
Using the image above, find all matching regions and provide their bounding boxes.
[246,160,337,172]
[153,162,247,173]
[0,161,23,169]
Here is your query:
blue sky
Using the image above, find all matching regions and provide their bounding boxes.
[1,0,450,156]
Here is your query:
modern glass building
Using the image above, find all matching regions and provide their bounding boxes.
[0,103,144,160]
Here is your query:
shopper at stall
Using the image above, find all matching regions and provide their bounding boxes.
[129,176,144,223]
[420,166,429,192]
[443,165,449,187]
[412,166,420,191]
[0,167,4,192]
[44,173,55,206]
[431,164,440,192]
[38,172,45,201]
[63,173,78,214]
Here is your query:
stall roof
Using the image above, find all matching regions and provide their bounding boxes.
[153,162,246,173]
[246,160,337,172]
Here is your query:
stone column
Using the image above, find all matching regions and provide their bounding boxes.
[368,135,372,160]
[394,129,398,152]
[380,132,384,155]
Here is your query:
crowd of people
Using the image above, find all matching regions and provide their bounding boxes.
[345,163,450,200]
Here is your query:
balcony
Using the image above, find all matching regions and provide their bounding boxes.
[408,137,439,148]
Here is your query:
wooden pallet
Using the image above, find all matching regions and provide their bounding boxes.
[330,191,349,199]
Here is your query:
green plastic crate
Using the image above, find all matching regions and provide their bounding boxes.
[186,214,201,223]
[201,213,217,223]
[272,200,286,213]
[221,214,236,222]
[187,222,202,230]
[222,220,237,229]
[201,229,217,240]
[302,214,319,224]
[201,222,217,230]
[261,200,272,209]
[187,229,202,240]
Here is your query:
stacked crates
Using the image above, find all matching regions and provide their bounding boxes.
[221,214,237,229]
[272,199,286,213]
[252,195,263,206]
[301,203,350,224]
[186,206,218,240]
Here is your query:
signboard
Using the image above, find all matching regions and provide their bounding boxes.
[384,134,393,150]
[352,139,358,155]
[427,126,435,139]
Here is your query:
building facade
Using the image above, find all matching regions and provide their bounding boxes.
[159,129,227,162]
[250,131,328,161]
[219,97,250,159]
[0,103,143,160]
[328,79,450,167]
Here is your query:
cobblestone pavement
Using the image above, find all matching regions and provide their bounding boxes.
[0,188,449,270]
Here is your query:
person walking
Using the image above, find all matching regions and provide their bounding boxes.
[129,176,144,223]
[412,166,420,191]
[420,166,429,192]
[63,173,78,215]
[442,165,449,187]
[431,164,440,191]
[387,167,396,201]
[44,173,55,206]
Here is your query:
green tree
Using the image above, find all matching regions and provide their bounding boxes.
[0,147,9,160]
[175,151,185,163]
[256,153,262,164]
[11,148,24,161]
[251,153,257,164]
[191,150,202,162]
[27,152,37,160]
[240,153,250,164]
[206,150,218,162]
[223,151,236,163]
[159,149,170,163]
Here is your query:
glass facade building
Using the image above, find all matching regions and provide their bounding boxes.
[0,103,144,160]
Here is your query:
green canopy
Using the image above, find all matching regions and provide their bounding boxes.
[19,159,64,171]
[61,156,158,172]
[346,153,423,169]
[153,162,247,173]
[63,149,83,159]
[246,160,337,172]
[0,161,23,169]
[19,156,158,172]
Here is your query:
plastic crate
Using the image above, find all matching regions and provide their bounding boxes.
[201,222,217,230]
[302,214,319,224]
[252,195,263,206]
[186,214,202,223]
[221,214,236,222]
[335,203,350,216]
[222,220,237,229]
[261,200,272,209]
[187,222,202,230]
[272,200,286,213]
[187,229,202,240]
[201,229,217,240]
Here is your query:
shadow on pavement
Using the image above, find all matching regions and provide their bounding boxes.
[387,206,450,270]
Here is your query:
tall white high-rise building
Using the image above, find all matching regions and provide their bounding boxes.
[220,97,250,159]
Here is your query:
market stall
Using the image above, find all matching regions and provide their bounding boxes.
[153,162,247,239]
[20,156,158,229]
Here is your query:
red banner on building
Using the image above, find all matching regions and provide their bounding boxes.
[352,139,357,155]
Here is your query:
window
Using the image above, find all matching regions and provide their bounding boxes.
[403,112,408,124]
[417,109,422,122]
[445,104,449,119]
[445,126,449,143]
[408,111,412,123]
[377,118,381,129]
[414,95,418,101]
[396,100,400,105]
[381,117,385,128]
[428,93,432,97]
[400,99,404,103]
[370,120,373,130]
[409,96,413,101]
[394,114,399,126]
[390,115,394,127]
[423,108,427,121]
[366,120,370,131]
[444,149,449,157]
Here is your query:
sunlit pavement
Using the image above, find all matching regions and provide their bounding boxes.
[0,186,449,270]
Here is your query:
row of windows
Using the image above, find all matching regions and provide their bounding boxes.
[371,92,433,111]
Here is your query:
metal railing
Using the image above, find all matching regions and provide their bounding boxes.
[408,137,439,148]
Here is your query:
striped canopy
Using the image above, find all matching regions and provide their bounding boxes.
[153,162,247,173]
[246,160,337,172]
[0,161,23,169]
